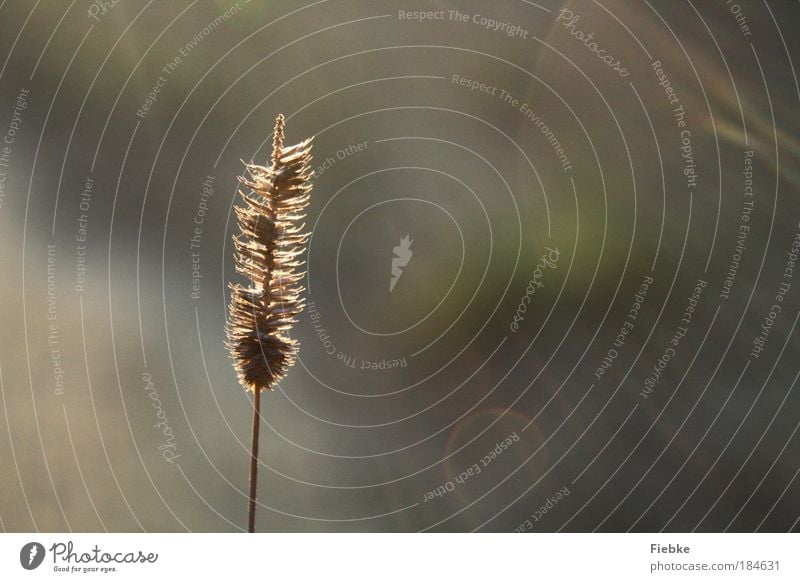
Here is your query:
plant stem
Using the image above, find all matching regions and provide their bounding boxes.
[248,387,261,533]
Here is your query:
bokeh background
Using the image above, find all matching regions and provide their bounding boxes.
[0,0,799,532]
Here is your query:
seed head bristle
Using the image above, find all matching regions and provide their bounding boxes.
[226,114,313,393]
[272,114,285,167]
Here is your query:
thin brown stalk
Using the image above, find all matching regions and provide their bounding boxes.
[248,387,260,533]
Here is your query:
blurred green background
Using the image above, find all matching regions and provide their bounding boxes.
[0,0,799,532]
